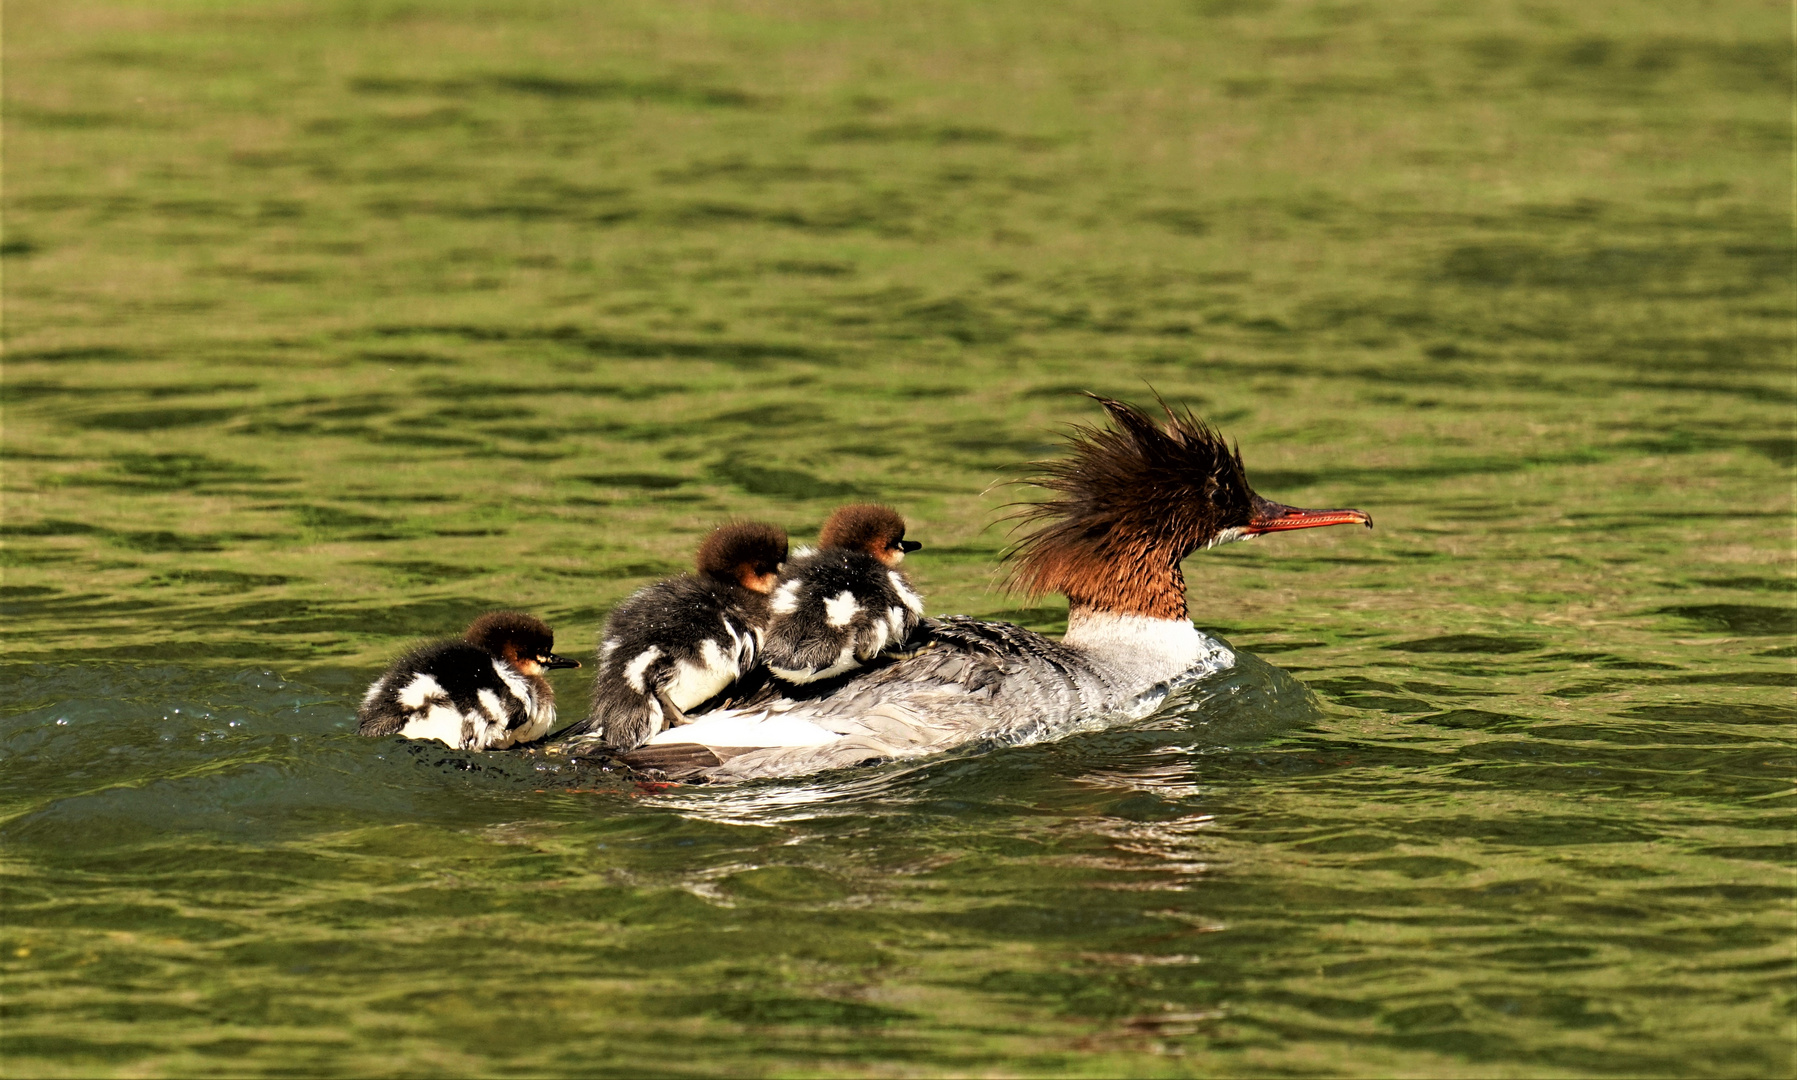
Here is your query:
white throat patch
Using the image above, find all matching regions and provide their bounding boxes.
[1062,610,1211,670]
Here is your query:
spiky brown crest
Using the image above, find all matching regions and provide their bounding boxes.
[466,610,556,659]
[697,521,789,585]
[817,504,908,555]
[1002,396,1259,619]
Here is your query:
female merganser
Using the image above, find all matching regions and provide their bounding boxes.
[761,504,925,684]
[358,611,578,751]
[591,395,1370,783]
[570,521,789,751]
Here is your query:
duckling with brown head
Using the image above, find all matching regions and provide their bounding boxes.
[569,521,788,751]
[601,394,1369,783]
[358,611,578,751]
[760,504,926,685]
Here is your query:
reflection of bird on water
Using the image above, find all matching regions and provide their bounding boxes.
[358,611,578,751]
[573,394,1370,783]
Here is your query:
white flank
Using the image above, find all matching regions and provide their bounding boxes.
[600,639,619,662]
[1062,611,1221,674]
[623,646,662,693]
[401,704,467,749]
[889,572,925,615]
[361,676,387,708]
[647,710,839,748]
[823,590,859,628]
[770,579,803,615]
[397,673,446,710]
[886,606,907,639]
[666,638,738,710]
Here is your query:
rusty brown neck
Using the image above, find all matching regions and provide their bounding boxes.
[1061,548,1190,622]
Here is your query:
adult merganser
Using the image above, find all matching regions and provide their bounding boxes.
[762,504,926,684]
[358,611,578,751]
[591,396,1370,783]
[569,521,789,751]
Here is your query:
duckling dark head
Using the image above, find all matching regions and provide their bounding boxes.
[818,504,921,567]
[697,521,790,595]
[464,611,580,677]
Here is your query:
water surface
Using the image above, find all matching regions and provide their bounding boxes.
[4,1,1791,1075]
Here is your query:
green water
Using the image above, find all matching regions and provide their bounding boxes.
[3,1,1792,1075]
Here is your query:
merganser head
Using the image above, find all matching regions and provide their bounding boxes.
[697,520,790,594]
[1005,394,1372,620]
[465,611,580,677]
[817,503,922,567]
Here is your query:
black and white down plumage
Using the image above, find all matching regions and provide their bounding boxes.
[569,396,1367,785]
[357,612,572,751]
[612,613,1233,783]
[761,548,926,683]
[569,521,788,752]
[576,576,768,750]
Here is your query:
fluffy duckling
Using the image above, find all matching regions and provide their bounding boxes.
[761,503,925,685]
[573,521,789,751]
[357,611,579,751]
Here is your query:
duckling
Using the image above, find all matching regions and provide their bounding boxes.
[761,503,925,685]
[571,521,789,752]
[357,611,579,751]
